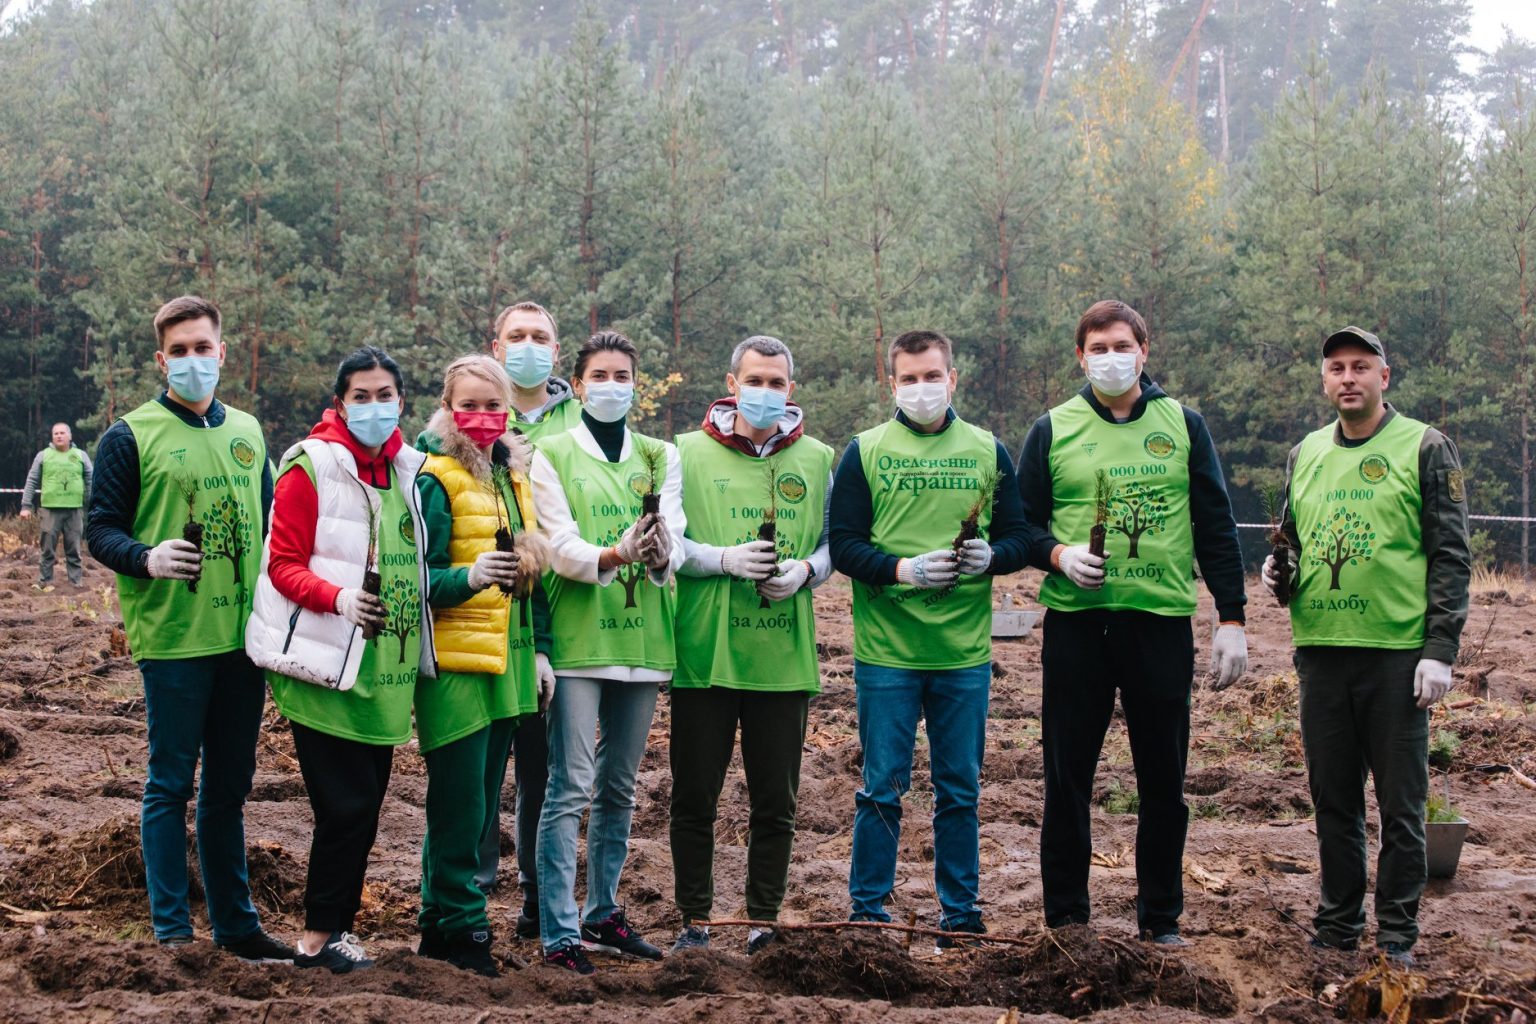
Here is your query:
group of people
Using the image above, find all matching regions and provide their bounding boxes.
[66,291,1467,980]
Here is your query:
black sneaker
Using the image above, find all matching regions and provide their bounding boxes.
[217,929,296,963]
[671,924,710,954]
[581,909,663,960]
[294,931,374,974]
[516,890,539,940]
[159,934,194,948]
[935,918,988,952]
[445,927,500,977]
[1309,934,1359,952]
[746,927,777,955]
[418,924,448,960]
[1378,941,1415,968]
[544,943,596,975]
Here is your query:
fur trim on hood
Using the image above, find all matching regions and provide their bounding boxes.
[424,408,534,484]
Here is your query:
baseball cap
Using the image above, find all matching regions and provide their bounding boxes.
[1322,326,1385,359]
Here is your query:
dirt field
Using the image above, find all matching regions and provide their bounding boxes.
[1,515,1533,1023]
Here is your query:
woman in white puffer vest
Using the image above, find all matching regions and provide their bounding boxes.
[245,346,435,975]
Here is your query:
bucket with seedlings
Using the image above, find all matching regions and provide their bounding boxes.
[1261,485,1295,606]
[177,473,204,593]
[1425,772,1469,879]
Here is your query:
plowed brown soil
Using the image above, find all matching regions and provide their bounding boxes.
[1,516,1534,1022]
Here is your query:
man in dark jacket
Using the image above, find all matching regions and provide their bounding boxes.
[1017,300,1248,946]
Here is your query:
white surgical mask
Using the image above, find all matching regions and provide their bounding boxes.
[894,381,950,426]
[582,381,634,423]
[1084,351,1141,397]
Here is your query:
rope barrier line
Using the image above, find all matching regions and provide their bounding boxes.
[1237,515,1536,527]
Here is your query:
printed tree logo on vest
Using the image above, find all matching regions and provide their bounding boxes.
[229,437,257,470]
[776,473,808,504]
[1359,454,1390,485]
[200,493,252,583]
[601,525,647,609]
[1308,506,1376,590]
[379,576,421,663]
[1143,432,1176,459]
[398,512,415,547]
[1108,482,1168,558]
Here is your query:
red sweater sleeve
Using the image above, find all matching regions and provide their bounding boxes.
[268,466,344,615]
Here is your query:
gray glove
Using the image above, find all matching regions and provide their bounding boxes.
[1056,544,1105,590]
[956,538,993,575]
[146,538,202,581]
[335,587,386,629]
[721,539,778,580]
[468,549,519,591]
[896,549,959,589]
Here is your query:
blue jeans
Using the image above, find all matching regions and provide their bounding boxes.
[140,650,265,943]
[849,660,990,928]
[536,676,658,952]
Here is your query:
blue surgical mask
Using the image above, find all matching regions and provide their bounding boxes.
[344,400,400,447]
[503,341,556,390]
[736,386,786,430]
[582,381,634,423]
[165,355,220,403]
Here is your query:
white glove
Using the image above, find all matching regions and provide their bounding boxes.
[757,559,811,602]
[956,538,993,575]
[1207,623,1248,690]
[640,516,672,571]
[896,549,959,589]
[335,587,386,628]
[1055,544,1105,590]
[18,507,31,519]
[468,549,519,591]
[612,519,648,564]
[1261,553,1296,598]
[536,653,556,713]
[146,538,202,580]
[721,539,778,580]
[1413,658,1454,709]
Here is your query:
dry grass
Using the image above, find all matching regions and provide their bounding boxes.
[1470,565,1533,597]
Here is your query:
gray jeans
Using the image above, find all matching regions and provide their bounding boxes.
[39,506,83,585]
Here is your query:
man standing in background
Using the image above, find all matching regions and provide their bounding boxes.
[21,422,93,590]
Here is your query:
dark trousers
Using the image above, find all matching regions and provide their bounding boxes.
[669,687,809,923]
[139,651,264,943]
[39,506,83,585]
[291,721,393,934]
[1297,646,1428,948]
[1041,609,1193,936]
[475,710,548,894]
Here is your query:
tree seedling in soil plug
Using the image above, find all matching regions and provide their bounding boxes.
[1261,485,1295,606]
[491,465,520,598]
[360,497,382,640]
[638,441,667,519]
[177,473,204,593]
[758,458,780,608]
[937,467,1001,596]
[1089,469,1113,559]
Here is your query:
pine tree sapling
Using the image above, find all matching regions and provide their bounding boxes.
[178,474,204,593]
[639,441,667,519]
[361,498,382,640]
[1089,469,1113,559]
[936,467,1001,596]
[1261,485,1294,605]
[491,465,518,598]
[758,459,779,608]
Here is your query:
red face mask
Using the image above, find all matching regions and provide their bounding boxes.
[452,409,508,448]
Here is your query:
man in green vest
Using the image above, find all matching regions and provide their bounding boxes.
[481,299,581,937]
[830,328,1032,948]
[668,335,834,956]
[85,295,291,962]
[1263,326,1470,966]
[1017,300,1248,946]
[21,422,93,590]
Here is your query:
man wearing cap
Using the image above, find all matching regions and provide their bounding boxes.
[21,423,93,590]
[1263,326,1469,965]
[1016,299,1248,947]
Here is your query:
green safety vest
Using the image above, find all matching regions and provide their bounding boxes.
[269,455,423,744]
[539,430,677,672]
[852,416,996,671]
[115,400,266,661]
[1288,413,1429,649]
[518,399,583,445]
[41,446,86,508]
[1039,395,1197,617]
[673,430,833,692]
